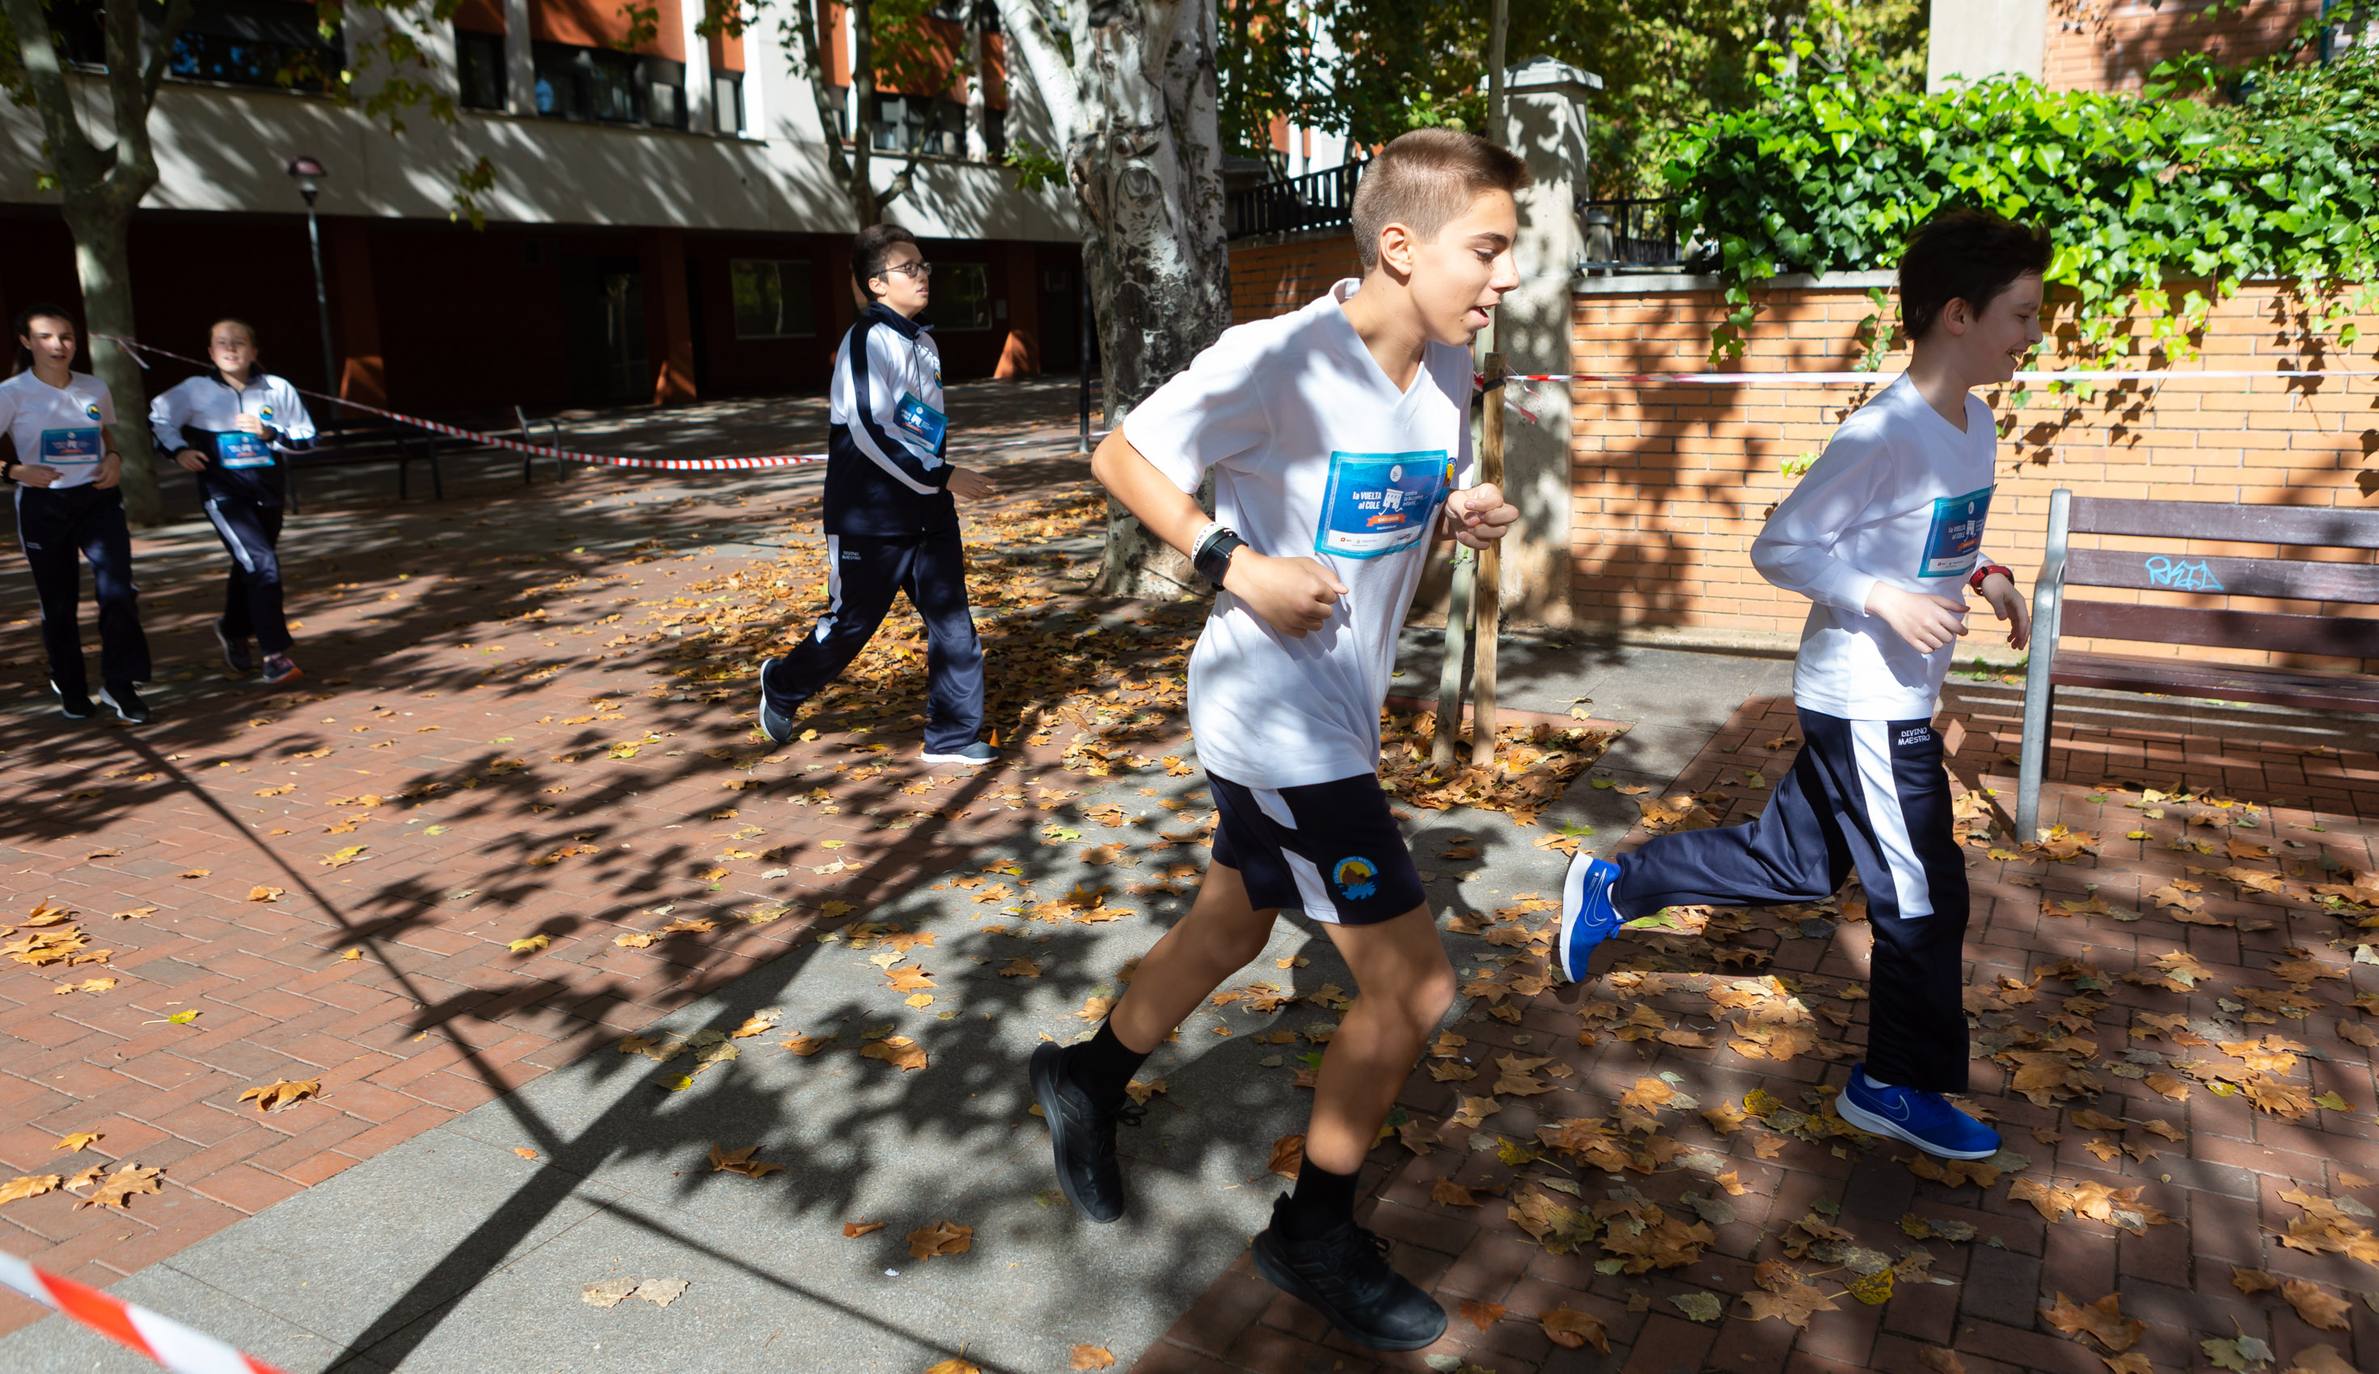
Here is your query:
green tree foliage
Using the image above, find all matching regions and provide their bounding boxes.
[1665,30,2379,362]
[1214,0,1926,193]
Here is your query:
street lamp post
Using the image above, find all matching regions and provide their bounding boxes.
[286,155,337,512]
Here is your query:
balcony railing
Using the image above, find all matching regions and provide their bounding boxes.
[1580,196,1684,271]
[1228,158,1369,240]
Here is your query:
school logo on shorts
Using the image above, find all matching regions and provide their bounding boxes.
[1332,857,1378,901]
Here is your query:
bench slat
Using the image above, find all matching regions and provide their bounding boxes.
[2068,497,2379,549]
[2058,599,2379,659]
[2050,651,2379,713]
[2066,548,2379,604]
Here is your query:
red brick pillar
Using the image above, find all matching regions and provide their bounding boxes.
[644,228,698,405]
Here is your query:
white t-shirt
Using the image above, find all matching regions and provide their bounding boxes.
[1123,278,1475,789]
[1750,374,1999,720]
[0,370,116,491]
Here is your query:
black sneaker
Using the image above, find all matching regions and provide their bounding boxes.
[97,683,149,724]
[1029,1041,1142,1224]
[1252,1198,1448,1351]
[213,617,255,676]
[756,657,795,747]
[49,679,93,720]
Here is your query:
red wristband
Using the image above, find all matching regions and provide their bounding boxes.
[1969,563,2012,593]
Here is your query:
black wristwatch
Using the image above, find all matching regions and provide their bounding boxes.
[1193,529,1246,590]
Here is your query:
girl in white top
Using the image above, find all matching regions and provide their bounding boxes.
[0,304,152,722]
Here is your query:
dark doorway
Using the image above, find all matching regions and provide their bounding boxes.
[563,256,647,404]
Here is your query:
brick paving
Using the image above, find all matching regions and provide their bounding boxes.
[1135,685,2379,1374]
[0,380,1095,1334]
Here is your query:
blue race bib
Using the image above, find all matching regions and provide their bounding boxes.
[1918,485,1993,579]
[215,431,274,469]
[1314,450,1451,559]
[892,392,947,457]
[38,428,102,468]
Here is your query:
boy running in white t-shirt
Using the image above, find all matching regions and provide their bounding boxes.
[1028,128,1524,1351]
[1555,208,2047,1162]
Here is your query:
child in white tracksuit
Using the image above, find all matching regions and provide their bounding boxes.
[1557,208,2050,1164]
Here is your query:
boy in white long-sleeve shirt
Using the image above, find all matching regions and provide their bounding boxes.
[1553,208,2046,1161]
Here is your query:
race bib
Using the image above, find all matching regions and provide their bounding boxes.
[1314,450,1451,560]
[38,427,102,469]
[1918,484,1993,579]
[892,392,947,459]
[215,431,274,469]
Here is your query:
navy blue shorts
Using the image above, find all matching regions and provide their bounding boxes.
[1208,771,1426,925]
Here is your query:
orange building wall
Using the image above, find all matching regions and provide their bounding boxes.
[2043,0,2322,93]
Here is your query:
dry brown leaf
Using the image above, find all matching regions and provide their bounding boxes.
[728,1011,781,1039]
[1430,1178,1479,1208]
[1540,1307,1610,1352]
[75,1162,163,1211]
[1266,1134,1305,1179]
[0,1174,62,1206]
[1457,1298,1506,1331]
[782,1033,833,1056]
[2284,1346,2360,1374]
[842,1220,886,1238]
[246,885,284,903]
[1916,1349,1967,1374]
[52,1132,102,1152]
[2282,1278,2353,1331]
[922,1360,981,1374]
[1067,1348,1115,1371]
[514,1147,539,1161]
[2042,1291,2142,1352]
[2230,1266,2278,1294]
[237,1078,321,1113]
[706,1143,783,1179]
[860,1036,927,1072]
[906,1219,973,1259]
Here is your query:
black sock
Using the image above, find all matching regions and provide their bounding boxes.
[1063,1019,1149,1109]
[1282,1156,1360,1239]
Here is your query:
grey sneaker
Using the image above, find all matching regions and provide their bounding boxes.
[213,617,255,676]
[97,682,149,724]
[757,657,796,746]
[920,740,998,766]
[260,653,303,686]
[50,679,94,720]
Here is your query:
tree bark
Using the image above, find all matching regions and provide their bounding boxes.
[1000,0,1230,598]
[67,200,165,525]
[4,0,175,523]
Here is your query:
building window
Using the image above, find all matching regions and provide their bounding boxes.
[934,262,992,331]
[730,260,816,339]
[713,72,745,134]
[168,0,344,92]
[982,105,1006,158]
[533,43,685,128]
[871,93,965,156]
[457,31,505,111]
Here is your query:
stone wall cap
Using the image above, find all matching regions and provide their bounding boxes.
[1505,57,1604,94]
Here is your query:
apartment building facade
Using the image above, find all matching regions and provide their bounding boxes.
[0,0,1084,415]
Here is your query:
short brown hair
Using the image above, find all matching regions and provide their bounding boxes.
[1349,128,1530,271]
[1899,208,2052,341]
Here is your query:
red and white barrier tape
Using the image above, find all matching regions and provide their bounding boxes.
[102,336,1104,473]
[0,1250,285,1374]
[1482,366,2359,386]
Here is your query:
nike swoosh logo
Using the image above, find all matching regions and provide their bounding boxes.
[1883,1095,1912,1122]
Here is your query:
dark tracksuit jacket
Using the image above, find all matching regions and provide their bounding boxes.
[762,303,983,750]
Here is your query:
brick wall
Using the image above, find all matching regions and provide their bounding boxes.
[1568,277,2379,670]
[1227,230,1362,324]
[2043,0,2320,93]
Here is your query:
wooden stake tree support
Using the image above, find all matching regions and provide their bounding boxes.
[1434,352,1507,770]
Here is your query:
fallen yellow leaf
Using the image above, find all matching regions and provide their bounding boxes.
[237,1079,322,1113]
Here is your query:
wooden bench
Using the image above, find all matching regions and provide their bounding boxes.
[2016,489,2379,835]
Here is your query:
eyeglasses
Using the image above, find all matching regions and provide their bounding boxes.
[881,261,933,281]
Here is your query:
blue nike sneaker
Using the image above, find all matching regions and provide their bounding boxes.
[1554,854,1626,983]
[1833,1065,2001,1160]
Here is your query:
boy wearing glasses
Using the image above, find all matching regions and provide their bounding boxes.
[758,224,999,765]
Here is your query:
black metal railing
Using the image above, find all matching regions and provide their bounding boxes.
[1228,158,1370,240]
[1579,196,1683,270]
